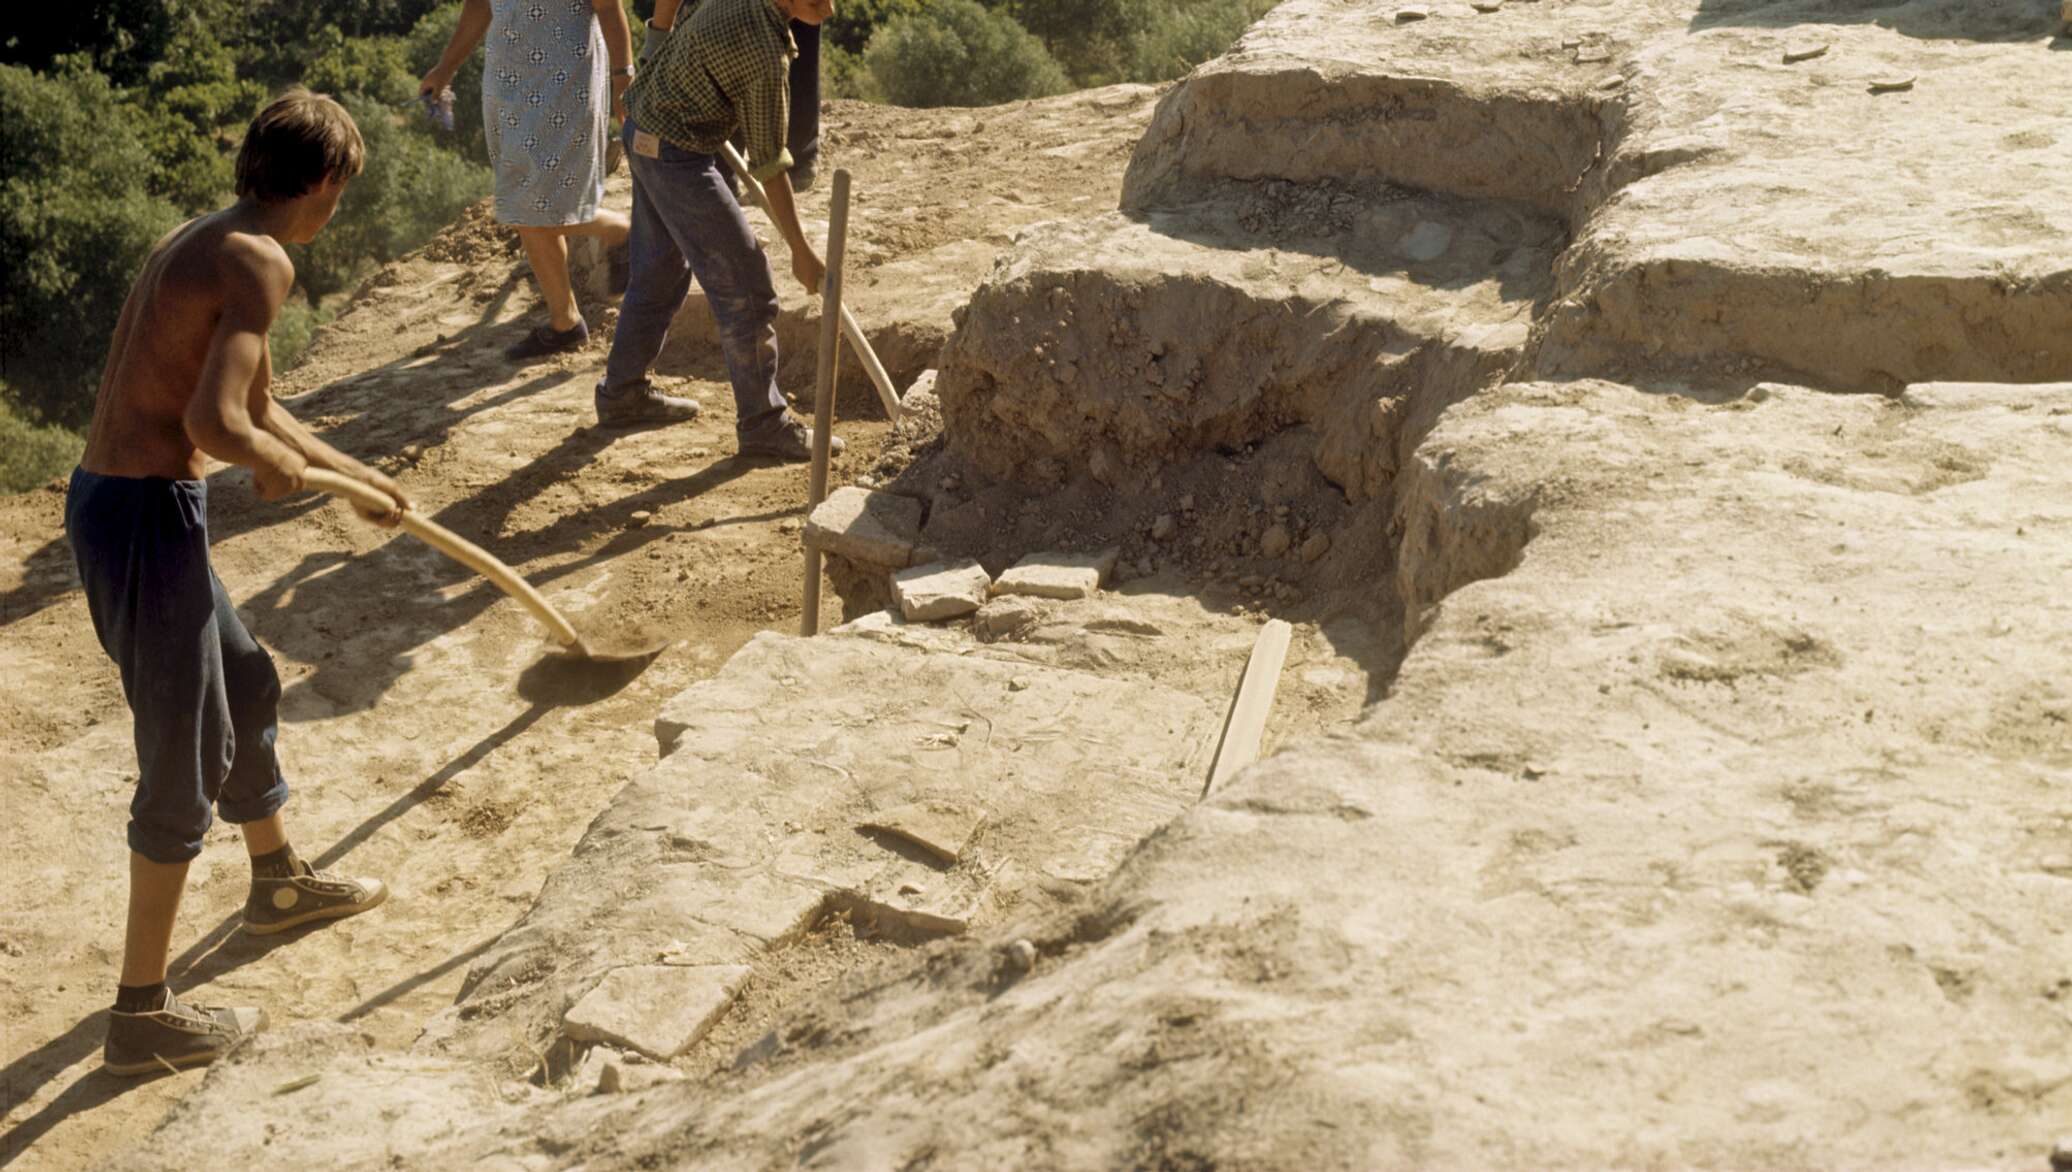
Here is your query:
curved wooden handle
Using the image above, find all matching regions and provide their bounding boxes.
[302,469,581,648]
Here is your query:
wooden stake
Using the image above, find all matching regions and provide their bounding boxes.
[717,143,902,422]
[1203,619,1293,798]
[802,169,852,636]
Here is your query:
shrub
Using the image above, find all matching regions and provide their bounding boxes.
[1126,0,1277,83]
[864,0,1068,108]
[269,293,339,372]
[291,94,491,299]
[0,62,183,429]
[306,28,419,107]
[0,395,86,494]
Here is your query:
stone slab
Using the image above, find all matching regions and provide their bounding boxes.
[992,549,1119,601]
[893,559,992,622]
[858,800,986,864]
[562,964,752,1061]
[804,487,923,567]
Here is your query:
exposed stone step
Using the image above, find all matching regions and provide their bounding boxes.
[935,187,1558,501]
[1121,0,1664,217]
[1544,15,2072,390]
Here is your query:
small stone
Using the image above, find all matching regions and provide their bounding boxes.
[1781,43,1828,63]
[973,595,1041,643]
[892,559,992,622]
[1470,0,1502,10]
[993,549,1120,600]
[598,1059,686,1095]
[1179,494,1196,512]
[628,510,653,528]
[1008,676,1031,692]
[1151,513,1177,541]
[1261,523,1292,559]
[1300,533,1331,562]
[1004,939,1038,974]
[1395,4,1430,21]
[1399,221,1454,262]
[1867,75,1915,93]
[2050,1137,2072,1172]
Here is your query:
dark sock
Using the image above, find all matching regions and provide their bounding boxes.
[250,844,301,880]
[114,982,168,1014]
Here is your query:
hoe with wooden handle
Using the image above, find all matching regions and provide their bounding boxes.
[303,469,667,663]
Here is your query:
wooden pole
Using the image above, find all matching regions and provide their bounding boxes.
[802,169,852,636]
[717,142,902,422]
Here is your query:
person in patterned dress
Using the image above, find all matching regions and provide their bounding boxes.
[420,0,636,361]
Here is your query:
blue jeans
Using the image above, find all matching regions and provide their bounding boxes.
[65,469,290,863]
[600,117,788,439]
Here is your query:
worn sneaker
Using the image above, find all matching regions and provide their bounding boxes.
[738,417,845,463]
[790,157,817,193]
[505,320,589,362]
[104,989,266,1076]
[243,860,388,936]
[596,385,702,429]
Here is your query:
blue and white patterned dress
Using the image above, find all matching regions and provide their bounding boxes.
[483,0,608,227]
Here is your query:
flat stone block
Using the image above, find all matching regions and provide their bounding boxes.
[859,800,985,864]
[893,559,992,621]
[804,487,923,567]
[563,963,751,1061]
[993,548,1120,601]
[973,595,1042,642]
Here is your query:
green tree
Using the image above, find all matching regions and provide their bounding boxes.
[131,21,266,212]
[0,62,182,429]
[864,0,1068,108]
[306,28,419,106]
[0,0,180,85]
[1125,0,1277,83]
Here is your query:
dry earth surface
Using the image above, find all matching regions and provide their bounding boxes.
[7,2,2072,1169]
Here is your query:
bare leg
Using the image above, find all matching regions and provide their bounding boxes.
[516,227,580,331]
[119,854,191,987]
[240,812,288,857]
[570,208,630,248]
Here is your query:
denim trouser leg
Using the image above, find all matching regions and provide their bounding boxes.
[599,119,788,438]
[66,470,290,864]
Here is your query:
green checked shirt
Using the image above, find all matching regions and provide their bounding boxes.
[629,0,797,181]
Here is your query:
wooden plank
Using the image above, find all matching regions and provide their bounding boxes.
[1203,619,1294,797]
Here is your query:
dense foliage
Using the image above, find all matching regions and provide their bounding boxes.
[0,0,1277,490]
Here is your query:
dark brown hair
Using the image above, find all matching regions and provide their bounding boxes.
[234,89,365,202]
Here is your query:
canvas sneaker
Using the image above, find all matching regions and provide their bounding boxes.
[243,861,388,936]
[104,989,266,1076]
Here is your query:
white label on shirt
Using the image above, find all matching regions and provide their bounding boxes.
[632,130,661,159]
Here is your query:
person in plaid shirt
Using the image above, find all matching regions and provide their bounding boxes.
[592,0,841,463]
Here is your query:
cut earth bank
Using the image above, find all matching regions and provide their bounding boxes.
[64,0,2072,1167]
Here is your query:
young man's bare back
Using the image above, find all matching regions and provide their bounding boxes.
[67,91,410,1076]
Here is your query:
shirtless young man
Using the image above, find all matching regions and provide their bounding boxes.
[68,90,411,1075]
